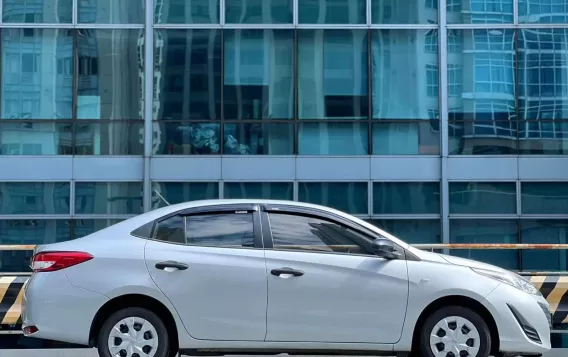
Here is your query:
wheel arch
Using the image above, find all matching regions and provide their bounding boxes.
[411,295,500,355]
[88,293,179,354]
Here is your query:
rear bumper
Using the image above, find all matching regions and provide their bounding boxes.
[22,271,108,345]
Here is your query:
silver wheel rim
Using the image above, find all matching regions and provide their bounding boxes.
[108,317,159,357]
[429,316,481,357]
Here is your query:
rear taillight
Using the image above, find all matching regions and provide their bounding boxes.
[30,251,93,272]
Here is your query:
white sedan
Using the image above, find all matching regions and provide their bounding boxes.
[22,200,551,357]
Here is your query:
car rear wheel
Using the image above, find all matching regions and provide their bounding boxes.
[97,307,170,357]
[420,306,492,357]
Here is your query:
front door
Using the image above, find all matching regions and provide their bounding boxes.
[262,208,409,344]
[145,204,268,341]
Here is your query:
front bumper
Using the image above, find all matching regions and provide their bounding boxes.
[484,283,551,354]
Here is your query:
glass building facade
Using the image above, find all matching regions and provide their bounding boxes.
[1,0,568,274]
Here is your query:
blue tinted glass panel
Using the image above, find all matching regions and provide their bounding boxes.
[519,121,568,155]
[373,182,440,215]
[77,30,143,120]
[0,220,71,272]
[449,121,518,155]
[299,0,366,24]
[74,121,144,155]
[225,0,292,23]
[75,182,143,215]
[151,182,219,209]
[447,0,513,23]
[1,29,73,119]
[154,0,219,24]
[518,0,568,23]
[154,30,221,120]
[0,122,73,155]
[449,182,516,214]
[522,182,568,214]
[298,122,368,155]
[373,30,439,119]
[372,122,440,155]
[74,219,124,239]
[78,0,144,23]
[153,122,221,155]
[224,182,293,200]
[372,1,437,26]
[521,220,568,272]
[2,0,72,23]
[299,182,368,214]
[366,219,441,244]
[450,219,519,270]
[224,123,293,155]
[299,30,369,119]
[224,30,294,120]
[0,183,70,215]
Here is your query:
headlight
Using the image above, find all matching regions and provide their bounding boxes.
[471,268,541,295]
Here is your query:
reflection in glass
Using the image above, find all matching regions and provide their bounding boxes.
[519,121,568,155]
[449,121,518,155]
[151,182,219,209]
[225,0,292,23]
[155,215,185,243]
[0,121,72,155]
[450,219,519,270]
[154,30,221,120]
[78,0,144,23]
[74,121,144,155]
[0,220,71,255]
[77,30,143,120]
[299,122,368,155]
[75,182,143,215]
[449,182,516,214]
[372,0,438,24]
[74,219,124,239]
[373,30,438,119]
[366,220,441,244]
[373,122,440,155]
[521,220,568,271]
[224,30,294,120]
[154,0,219,24]
[185,214,255,247]
[1,29,73,119]
[299,0,366,24]
[298,182,368,214]
[224,182,293,200]
[223,123,293,155]
[0,251,33,273]
[2,0,72,23]
[299,30,368,119]
[446,0,513,23]
[153,122,221,155]
[0,183,70,215]
[373,182,440,215]
[521,182,568,214]
[519,0,568,23]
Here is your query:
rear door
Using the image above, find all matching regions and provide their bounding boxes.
[145,203,268,341]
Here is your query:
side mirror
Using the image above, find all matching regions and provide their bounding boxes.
[371,238,401,260]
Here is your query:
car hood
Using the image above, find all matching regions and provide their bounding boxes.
[437,253,511,274]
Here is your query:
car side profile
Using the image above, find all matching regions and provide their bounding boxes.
[22,199,551,357]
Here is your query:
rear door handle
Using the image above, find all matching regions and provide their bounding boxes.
[155,261,189,271]
[271,267,304,277]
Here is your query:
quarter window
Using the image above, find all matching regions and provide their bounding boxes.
[154,212,255,248]
[268,213,374,255]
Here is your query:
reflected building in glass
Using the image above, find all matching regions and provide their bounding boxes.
[1,0,568,276]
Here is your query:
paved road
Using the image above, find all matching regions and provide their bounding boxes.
[1,351,567,357]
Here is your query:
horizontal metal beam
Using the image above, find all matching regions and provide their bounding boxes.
[413,243,568,250]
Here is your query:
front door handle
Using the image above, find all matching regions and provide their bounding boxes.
[271,267,304,277]
[155,261,189,271]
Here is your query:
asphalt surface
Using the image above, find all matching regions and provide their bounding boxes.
[1,351,568,357]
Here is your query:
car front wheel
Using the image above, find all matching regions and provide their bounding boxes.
[97,307,170,357]
[420,306,492,357]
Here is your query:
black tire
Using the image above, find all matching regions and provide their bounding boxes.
[419,306,492,357]
[97,307,170,357]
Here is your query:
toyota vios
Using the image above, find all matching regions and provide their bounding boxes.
[22,200,551,357]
